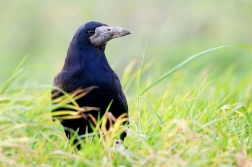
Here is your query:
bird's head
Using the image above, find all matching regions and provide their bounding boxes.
[74,21,131,49]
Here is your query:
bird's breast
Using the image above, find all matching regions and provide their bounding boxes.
[79,68,114,91]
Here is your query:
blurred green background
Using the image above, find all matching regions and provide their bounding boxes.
[0,0,251,85]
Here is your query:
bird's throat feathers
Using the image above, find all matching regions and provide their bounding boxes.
[62,39,108,73]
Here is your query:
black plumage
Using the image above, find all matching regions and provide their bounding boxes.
[52,21,130,148]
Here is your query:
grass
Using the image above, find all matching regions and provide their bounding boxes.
[0,45,252,167]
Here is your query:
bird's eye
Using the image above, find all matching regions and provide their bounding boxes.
[87,30,95,36]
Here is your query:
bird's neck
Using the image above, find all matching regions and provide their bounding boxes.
[62,40,109,74]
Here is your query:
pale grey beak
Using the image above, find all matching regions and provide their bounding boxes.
[89,26,131,47]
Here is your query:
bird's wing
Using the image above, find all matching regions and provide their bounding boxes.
[114,74,128,113]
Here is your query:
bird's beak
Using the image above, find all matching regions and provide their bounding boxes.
[90,26,131,47]
[108,26,131,39]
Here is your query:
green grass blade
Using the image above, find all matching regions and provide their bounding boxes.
[141,97,164,125]
[238,105,252,144]
[137,35,150,95]
[0,56,27,94]
[140,44,252,95]
[12,55,28,75]
[137,35,150,134]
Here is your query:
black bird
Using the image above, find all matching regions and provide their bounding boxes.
[52,21,130,148]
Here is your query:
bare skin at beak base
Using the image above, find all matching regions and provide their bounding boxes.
[90,26,131,47]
